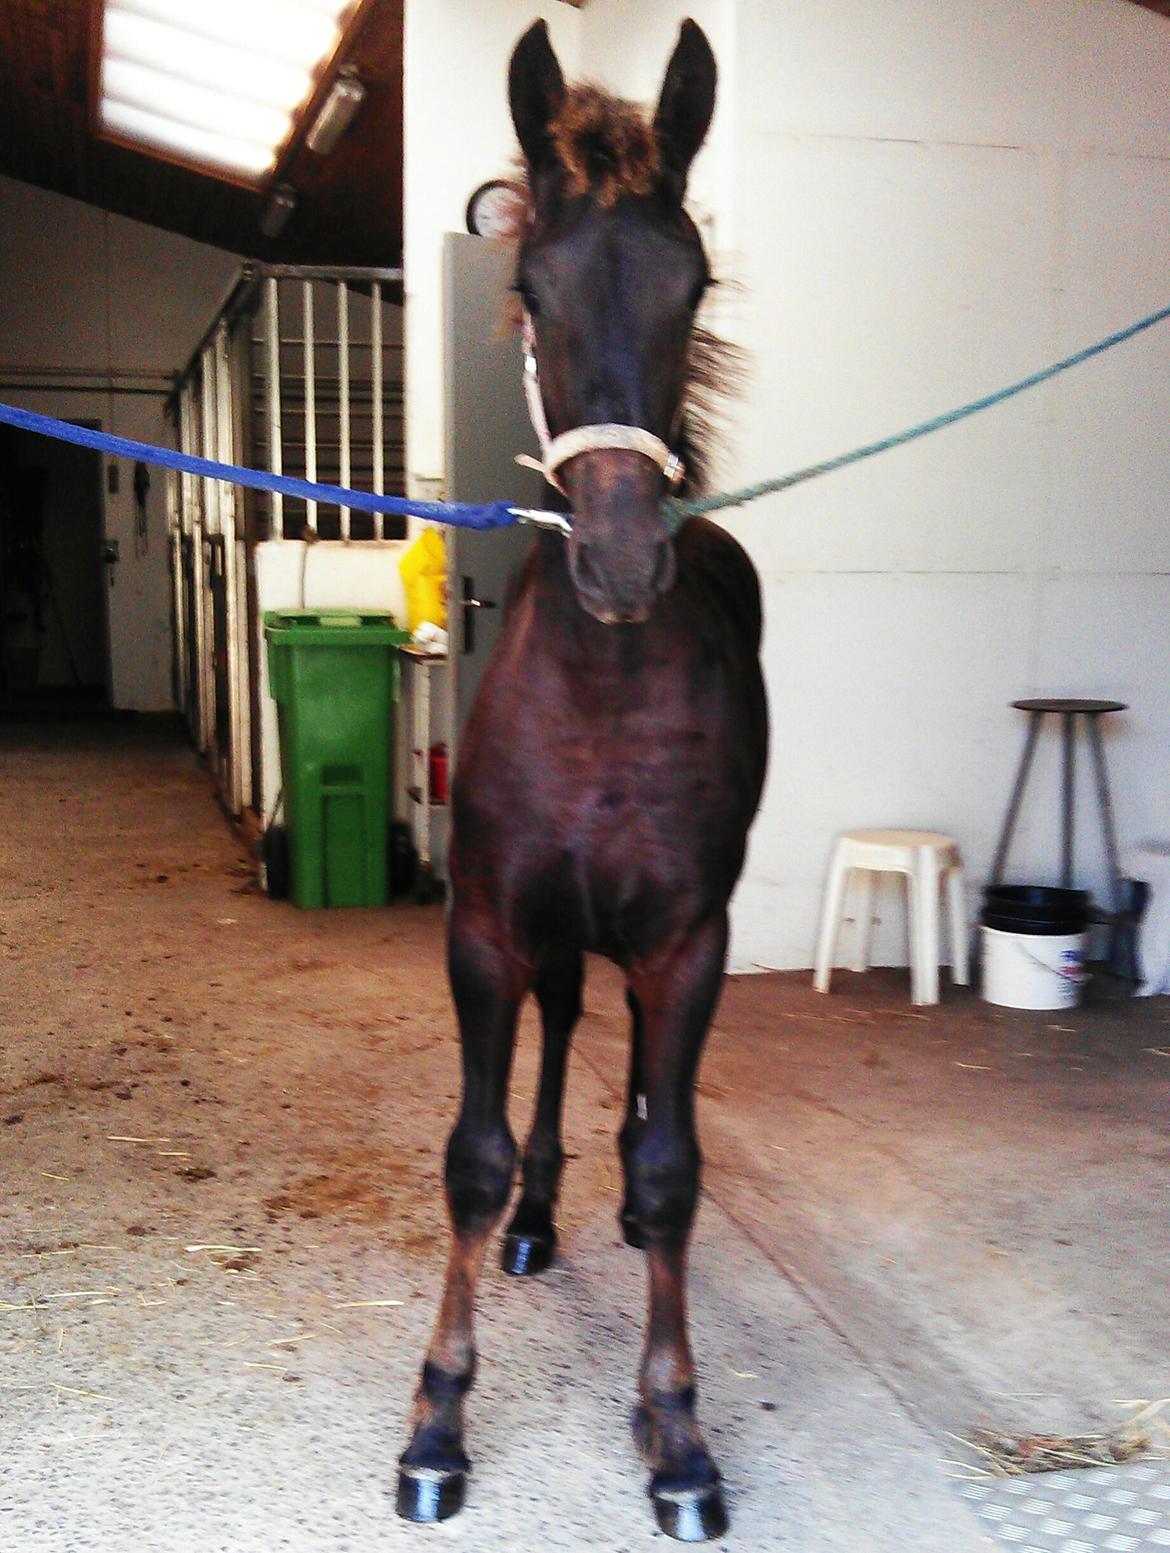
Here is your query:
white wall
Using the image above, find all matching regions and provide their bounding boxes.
[402,0,581,494]
[403,0,1170,971]
[0,175,239,711]
[719,0,1170,970]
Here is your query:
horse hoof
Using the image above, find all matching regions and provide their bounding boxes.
[396,1466,466,1523]
[501,1231,555,1276]
[651,1483,729,1543]
[620,1212,645,1250]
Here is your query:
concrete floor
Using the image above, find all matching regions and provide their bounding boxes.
[2,719,1168,1553]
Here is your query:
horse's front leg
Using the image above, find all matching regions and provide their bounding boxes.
[619,986,648,1248]
[397,908,529,1522]
[502,942,583,1275]
[625,914,730,1543]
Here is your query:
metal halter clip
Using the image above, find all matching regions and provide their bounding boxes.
[509,507,574,535]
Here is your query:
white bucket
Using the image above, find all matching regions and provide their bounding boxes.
[981,925,1088,1010]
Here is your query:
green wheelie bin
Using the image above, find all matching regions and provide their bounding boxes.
[264,608,411,908]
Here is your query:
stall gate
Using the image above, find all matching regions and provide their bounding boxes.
[170,263,405,822]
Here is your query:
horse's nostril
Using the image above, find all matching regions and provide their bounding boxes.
[572,542,603,595]
[569,541,623,618]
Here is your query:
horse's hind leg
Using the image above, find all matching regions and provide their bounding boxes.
[397,909,529,1523]
[502,942,583,1275]
[625,914,730,1542]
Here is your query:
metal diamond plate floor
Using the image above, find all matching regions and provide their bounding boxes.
[959,1461,1170,1552]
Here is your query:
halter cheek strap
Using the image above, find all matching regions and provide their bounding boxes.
[516,313,685,498]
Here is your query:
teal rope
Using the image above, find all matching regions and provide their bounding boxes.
[663,300,1170,534]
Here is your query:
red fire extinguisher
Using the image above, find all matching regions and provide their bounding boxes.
[428,743,449,805]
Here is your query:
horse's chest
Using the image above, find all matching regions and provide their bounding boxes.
[532,736,731,922]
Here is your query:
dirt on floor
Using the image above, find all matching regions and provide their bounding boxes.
[2,717,1168,1553]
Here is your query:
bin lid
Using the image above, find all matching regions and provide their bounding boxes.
[264,608,411,647]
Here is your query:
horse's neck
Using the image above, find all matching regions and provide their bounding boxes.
[529,533,605,646]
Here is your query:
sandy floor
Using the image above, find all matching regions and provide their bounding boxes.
[2,718,1168,1552]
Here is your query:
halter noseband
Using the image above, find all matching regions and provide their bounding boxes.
[515,312,685,502]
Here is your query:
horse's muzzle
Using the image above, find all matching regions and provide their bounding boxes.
[561,449,678,625]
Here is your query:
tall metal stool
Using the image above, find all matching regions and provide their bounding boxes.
[989,698,1127,916]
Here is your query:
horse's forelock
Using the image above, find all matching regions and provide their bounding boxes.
[548,87,659,208]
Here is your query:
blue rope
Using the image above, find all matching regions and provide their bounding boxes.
[4,297,1169,535]
[0,402,519,531]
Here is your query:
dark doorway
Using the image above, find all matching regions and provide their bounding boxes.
[0,422,110,713]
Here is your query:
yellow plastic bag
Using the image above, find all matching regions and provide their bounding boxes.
[398,528,447,632]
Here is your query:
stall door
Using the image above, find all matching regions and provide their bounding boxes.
[443,233,545,741]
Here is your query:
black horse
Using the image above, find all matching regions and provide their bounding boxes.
[398,18,767,1542]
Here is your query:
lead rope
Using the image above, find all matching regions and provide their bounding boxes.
[661,297,1170,535]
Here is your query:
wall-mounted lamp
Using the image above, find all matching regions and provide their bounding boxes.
[260,183,298,238]
[305,67,366,155]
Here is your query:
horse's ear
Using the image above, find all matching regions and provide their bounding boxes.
[509,20,566,172]
[653,19,717,190]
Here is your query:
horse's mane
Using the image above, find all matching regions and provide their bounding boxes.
[678,321,745,499]
[505,84,746,498]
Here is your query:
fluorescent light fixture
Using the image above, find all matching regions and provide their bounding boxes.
[305,67,365,154]
[100,0,355,181]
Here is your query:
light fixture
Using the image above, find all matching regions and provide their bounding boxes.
[259,183,298,238]
[99,0,356,181]
[305,66,366,155]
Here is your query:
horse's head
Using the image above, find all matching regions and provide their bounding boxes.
[509,19,717,624]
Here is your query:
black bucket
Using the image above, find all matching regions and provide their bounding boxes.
[982,884,1089,937]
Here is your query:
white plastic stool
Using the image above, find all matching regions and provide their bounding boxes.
[813,829,969,1005]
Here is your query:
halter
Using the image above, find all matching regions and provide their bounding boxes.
[514,312,685,520]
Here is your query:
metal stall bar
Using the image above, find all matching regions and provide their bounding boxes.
[200,342,222,766]
[183,377,212,753]
[174,389,194,725]
[166,467,186,716]
[199,342,220,536]
[337,280,351,540]
[257,265,404,285]
[371,280,384,540]
[264,277,284,537]
[226,312,254,815]
[302,281,318,534]
[214,319,248,816]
